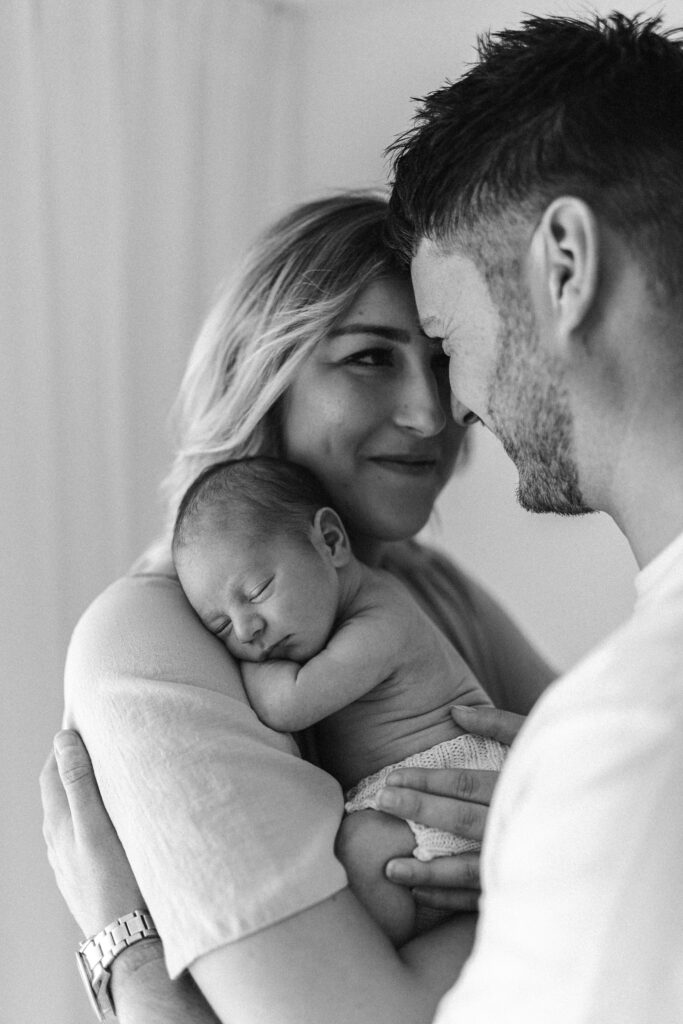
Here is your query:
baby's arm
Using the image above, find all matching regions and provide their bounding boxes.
[241,609,398,732]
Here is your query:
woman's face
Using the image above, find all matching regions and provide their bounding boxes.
[281,276,465,554]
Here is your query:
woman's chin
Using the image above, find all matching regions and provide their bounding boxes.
[351,509,433,550]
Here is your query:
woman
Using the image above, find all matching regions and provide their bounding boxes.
[41,193,553,1023]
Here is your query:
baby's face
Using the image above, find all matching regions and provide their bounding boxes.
[178,526,341,664]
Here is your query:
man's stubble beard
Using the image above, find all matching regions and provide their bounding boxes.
[487,278,593,516]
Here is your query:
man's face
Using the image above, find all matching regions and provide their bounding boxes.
[411,238,590,515]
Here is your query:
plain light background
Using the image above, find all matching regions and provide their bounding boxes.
[2,0,670,1020]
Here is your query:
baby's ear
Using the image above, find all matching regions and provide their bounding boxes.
[313,507,351,568]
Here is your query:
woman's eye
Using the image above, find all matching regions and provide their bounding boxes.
[344,346,394,367]
[250,578,273,602]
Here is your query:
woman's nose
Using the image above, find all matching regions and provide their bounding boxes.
[233,609,265,645]
[393,368,447,437]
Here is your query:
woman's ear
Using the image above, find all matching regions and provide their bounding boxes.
[312,507,351,568]
[529,196,599,348]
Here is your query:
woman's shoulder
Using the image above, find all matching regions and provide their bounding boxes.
[66,558,245,704]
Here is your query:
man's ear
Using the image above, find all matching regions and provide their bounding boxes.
[529,196,599,345]
[312,507,351,568]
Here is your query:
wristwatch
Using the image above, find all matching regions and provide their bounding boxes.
[75,908,159,1021]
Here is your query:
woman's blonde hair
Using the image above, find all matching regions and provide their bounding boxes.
[161,192,406,534]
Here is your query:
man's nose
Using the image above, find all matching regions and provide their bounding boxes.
[450,396,480,428]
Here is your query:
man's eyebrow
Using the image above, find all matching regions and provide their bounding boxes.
[329,324,428,342]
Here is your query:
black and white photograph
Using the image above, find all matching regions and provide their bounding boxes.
[3,1,681,1021]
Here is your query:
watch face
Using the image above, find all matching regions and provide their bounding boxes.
[75,951,110,1022]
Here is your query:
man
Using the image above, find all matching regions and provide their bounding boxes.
[388,11,683,1022]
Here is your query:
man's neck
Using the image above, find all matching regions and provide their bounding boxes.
[604,415,683,569]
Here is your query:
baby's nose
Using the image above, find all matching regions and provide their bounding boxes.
[234,611,265,645]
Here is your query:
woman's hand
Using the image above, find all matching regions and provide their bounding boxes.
[39,729,144,937]
[376,705,526,911]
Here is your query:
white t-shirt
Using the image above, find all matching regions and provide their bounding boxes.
[436,530,683,1024]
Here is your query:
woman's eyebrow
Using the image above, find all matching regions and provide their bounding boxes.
[329,324,426,343]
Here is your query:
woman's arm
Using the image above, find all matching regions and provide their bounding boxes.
[40,733,221,1024]
[193,890,477,1024]
[63,573,348,981]
[41,732,476,1024]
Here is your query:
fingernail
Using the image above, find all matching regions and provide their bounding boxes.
[451,705,475,715]
[54,730,77,755]
[385,860,410,882]
[376,789,401,811]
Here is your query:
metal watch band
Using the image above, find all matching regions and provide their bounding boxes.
[76,908,159,1021]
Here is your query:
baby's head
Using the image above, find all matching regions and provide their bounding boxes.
[172,457,352,663]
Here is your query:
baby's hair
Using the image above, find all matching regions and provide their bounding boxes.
[172,456,336,560]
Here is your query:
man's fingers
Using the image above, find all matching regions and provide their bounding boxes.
[54,730,93,785]
[380,766,497,805]
[450,704,526,745]
[39,749,70,843]
[377,786,488,838]
[51,730,105,833]
[386,852,480,891]
[411,887,480,912]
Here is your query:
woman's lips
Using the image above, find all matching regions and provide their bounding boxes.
[368,455,439,476]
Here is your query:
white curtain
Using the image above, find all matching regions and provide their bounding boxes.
[1,2,303,1021]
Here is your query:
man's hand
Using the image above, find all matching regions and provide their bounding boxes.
[375,706,526,910]
[40,729,144,937]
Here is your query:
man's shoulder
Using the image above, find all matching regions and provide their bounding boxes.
[518,599,683,760]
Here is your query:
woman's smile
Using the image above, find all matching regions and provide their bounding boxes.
[366,449,442,475]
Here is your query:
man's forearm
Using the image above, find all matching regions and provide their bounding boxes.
[111,940,221,1024]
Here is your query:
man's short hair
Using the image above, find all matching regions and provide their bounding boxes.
[172,457,335,558]
[388,12,683,296]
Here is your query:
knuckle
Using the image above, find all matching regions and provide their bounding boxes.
[453,770,476,802]
[60,761,92,786]
[462,856,480,887]
[408,792,425,820]
[457,803,482,837]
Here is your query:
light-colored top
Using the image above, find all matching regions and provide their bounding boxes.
[245,559,493,789]
[63,539,550,979]
[435,529,683,1024]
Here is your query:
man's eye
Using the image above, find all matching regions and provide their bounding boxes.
[345,347,393,367]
